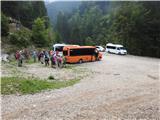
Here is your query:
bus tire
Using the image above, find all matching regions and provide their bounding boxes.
[79,59,83,64]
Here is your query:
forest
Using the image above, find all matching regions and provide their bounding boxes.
[1,1,160,57]
[1,1,54,49]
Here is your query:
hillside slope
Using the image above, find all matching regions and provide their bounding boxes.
[45,1,81,25]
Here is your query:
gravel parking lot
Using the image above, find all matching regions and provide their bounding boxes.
[2,53,160,120]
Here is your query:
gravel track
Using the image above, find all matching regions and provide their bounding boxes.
[2,54,160,120]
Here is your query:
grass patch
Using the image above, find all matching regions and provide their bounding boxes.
[9,60,17,66]
[1,77,80,95]
[26,58,36,64]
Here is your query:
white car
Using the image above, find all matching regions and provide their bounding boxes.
[106,43,127,55]
[96,46,105,52]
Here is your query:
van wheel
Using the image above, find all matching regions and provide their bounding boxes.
[79,59,83,64]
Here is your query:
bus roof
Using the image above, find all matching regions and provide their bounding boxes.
[53,43,66,47]
[63,46,96,49]
[53,44,79,47]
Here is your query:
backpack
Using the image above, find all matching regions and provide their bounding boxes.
[16,52,20,60]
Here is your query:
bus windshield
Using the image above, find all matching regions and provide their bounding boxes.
[55,46,64,51]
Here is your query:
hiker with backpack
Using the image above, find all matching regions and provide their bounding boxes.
[32,50,37,62]
[38,51,44,64]
[50,51,56,68]
[44,50,50,66]
[15,50,24,67]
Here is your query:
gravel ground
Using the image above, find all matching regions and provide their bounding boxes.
[2,54,160,120]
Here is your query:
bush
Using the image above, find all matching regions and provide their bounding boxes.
[32,18,48,47]
[1,12,9,36]
[9,28,32,48]
[48,75,55,80]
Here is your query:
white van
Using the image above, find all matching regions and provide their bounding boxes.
[106,43,127,55]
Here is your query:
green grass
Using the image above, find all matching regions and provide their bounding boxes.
[26,58,36,64]
[9,60,17,66]
[1,77,80,95]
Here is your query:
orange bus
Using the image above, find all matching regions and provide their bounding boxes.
[63,46,102,63]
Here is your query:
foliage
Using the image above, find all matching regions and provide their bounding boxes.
[54,31,63,43]
[55,11,70,43]
[48,75,55,80]
[32,18,48,47]
[1,77,80,95]
[1,1,54,49]
[108,2,160,57]
[9,28,32,48]
[54,1,160,58]
[1,12,9,36]
[32,17,55,47]
[85,37,95,45]
[1,1,47,29]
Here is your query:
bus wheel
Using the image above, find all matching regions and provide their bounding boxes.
[79,59,83,64]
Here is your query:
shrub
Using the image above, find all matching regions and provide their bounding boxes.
[9,28,32,48]
[1,12,9,36]
[48,75,55,80]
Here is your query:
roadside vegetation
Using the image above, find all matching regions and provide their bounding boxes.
[1,77,80,95]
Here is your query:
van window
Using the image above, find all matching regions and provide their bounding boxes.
[107,46,116,49]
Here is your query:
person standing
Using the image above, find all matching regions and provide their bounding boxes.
[55,51,59,68]
[94,49,99,61]
[16,50,20,66]
[39,51,44,64]
[32,50,37,62]
[19,51,24,67]
[16,50,23,67]
[50,51,55,68]
[44,50,50,66]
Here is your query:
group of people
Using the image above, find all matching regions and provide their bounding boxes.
[15,49,65,68]
[38,50,65,68]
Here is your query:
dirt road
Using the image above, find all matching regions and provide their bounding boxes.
[2,54,160,120]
